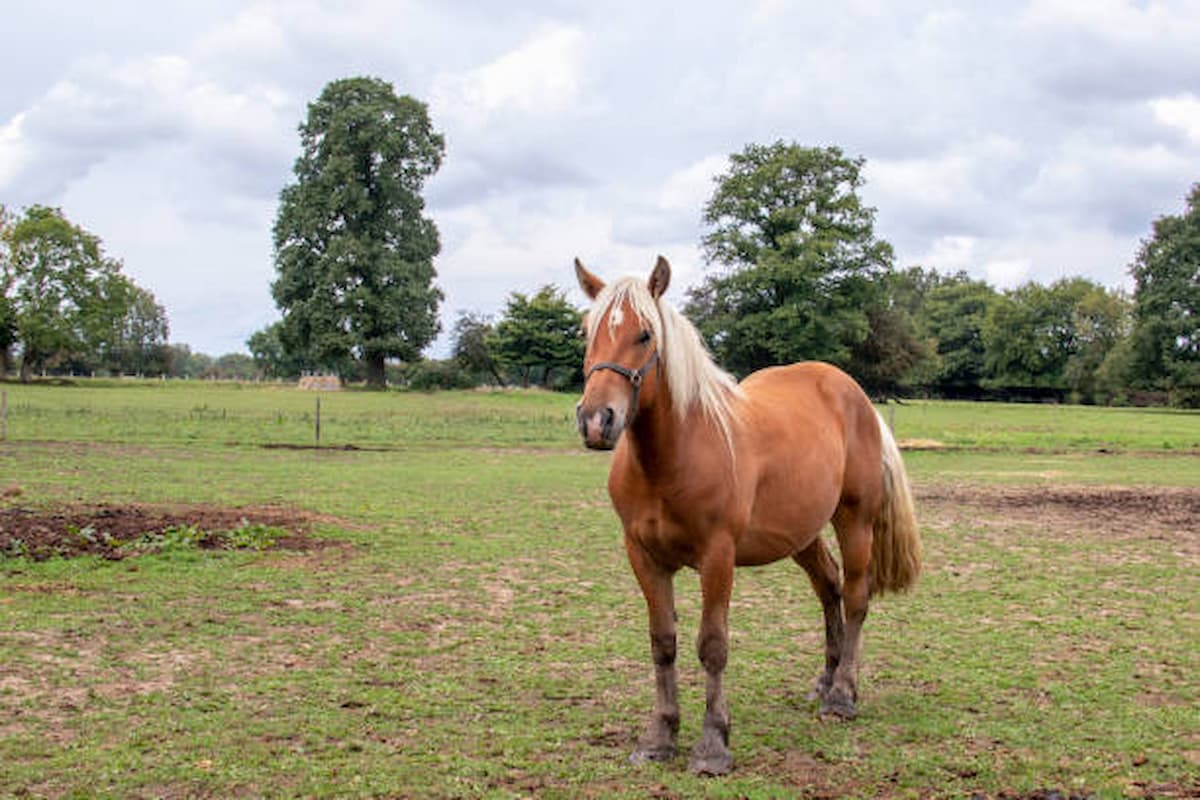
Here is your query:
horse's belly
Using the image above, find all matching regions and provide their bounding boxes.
[735,522,824,566]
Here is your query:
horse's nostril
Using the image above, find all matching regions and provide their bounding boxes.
[602,407,615,427]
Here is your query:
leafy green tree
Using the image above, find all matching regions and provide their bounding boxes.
[846,303,929,397]
[165,344,213,379]
[271,76,445,388]
[73,276,170,376]
[919,273,998,396]
[488,285,584,388]
[248,322,308,379]
[685,141,894,375]
[846,268,934,396]
[213,353,258,380]
[451,311,504,386]
[1127,183,1200,406]
[3,206,138,382]
[982,278,1112,396]
[118,285,170,375]
[1064,286,1132,403]
[0,205,17,374]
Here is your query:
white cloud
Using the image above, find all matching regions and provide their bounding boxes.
[0,53,292,208]
[194,5,288,59]
[0,113,33,189]
[918,235,979,273]
[1022,0,1196,43]
[657,154,726,212]
[3,1,1198,356]
[1151,93,1200,143]
[431,24,585,127]
[984,257,1032,289]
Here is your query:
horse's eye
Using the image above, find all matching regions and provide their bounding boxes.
[636,330,652,345]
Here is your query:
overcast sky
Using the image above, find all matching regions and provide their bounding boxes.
[3,1,1199,357]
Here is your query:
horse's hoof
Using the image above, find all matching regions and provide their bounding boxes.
[689,748,734,777]
[806,678,833,702]
[630,744,676,764]
[819,690,858,721]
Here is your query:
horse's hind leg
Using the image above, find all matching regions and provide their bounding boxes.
[793,537,844,702]
[823,506,873,720]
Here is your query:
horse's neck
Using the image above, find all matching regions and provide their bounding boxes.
[627,385,729,486]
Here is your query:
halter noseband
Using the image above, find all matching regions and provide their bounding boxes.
[584,349,660,419]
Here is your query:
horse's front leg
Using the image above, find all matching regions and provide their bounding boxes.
[626,538,680,763]
[690,539,735,776]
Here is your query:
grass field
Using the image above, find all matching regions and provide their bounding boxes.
[1,381,1197,798]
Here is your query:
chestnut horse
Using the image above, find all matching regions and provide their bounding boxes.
[574,256,920,776]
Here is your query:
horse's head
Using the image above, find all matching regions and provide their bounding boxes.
[574,256,671,450]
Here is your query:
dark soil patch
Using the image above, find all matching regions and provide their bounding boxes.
[0,503,332,561]
[259,442,392,452]
[919,484,1200,535]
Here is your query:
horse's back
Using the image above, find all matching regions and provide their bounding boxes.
[737,361,884,511]
[739,361,877,434]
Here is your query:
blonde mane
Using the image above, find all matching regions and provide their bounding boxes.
[586,277,743,448]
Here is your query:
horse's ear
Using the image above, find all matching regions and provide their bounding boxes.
[575,258,605,300]
[648,255,671,299]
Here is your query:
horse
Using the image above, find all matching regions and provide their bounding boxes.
[573,256,921,776]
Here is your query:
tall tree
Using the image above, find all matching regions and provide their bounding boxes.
[488,285,584,388]
[0,205,17,374]
[1127,183,1200,406]
[685,142,894,376]
[982,278,1110,396]
[3,206,134,381]
[451,311,504,386]
[1064,286,1131,403]
[271,76,445,388]
[247,321,307,380]
[846,268,933,397]
[920,273,998,396]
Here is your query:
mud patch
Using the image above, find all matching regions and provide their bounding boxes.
[0,503,333,561]
[918,484,1200,555]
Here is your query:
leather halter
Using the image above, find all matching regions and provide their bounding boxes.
[584,349,660,420]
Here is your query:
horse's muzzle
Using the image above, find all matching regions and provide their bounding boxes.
[577,403,620,450]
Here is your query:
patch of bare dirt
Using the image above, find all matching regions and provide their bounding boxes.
[918,484,1200,556]
[0,503,335,561]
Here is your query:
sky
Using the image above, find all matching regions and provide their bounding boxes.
[2,0,1199,357]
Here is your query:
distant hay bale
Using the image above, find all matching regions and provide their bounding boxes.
[897,438,947,450]
[298,374,341,391]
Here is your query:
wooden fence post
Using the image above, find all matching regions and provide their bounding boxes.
[315,397,321,446]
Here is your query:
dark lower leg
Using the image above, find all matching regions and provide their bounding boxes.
[822,566,868,719]
[795,540,844,699]
[823,520,871,719]
[690,628,731,775]
[627,544,679,763]
[632,631,679,762]
[690,549,734,776]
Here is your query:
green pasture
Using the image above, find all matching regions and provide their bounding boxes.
[1,381,1197,798]
[3,379,1199,453]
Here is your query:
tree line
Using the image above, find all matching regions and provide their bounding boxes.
[3,76,1197,407]
[0,205,170,381]
[433,144,1197,408]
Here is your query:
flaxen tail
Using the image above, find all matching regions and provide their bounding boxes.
[871,410,921,595]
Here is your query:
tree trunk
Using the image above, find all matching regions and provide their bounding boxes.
[488,364,506,387]
[364,353,386,389]
[19,358,32,384]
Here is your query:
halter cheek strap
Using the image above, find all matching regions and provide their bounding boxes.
[584,349,660,420]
